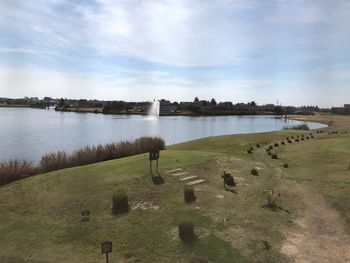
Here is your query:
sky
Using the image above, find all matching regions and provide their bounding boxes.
[0,0,349,107]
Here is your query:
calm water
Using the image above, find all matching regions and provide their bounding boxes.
[0,108,326,163]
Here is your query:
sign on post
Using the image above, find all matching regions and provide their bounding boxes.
[149,150,160,161]
[149,149,160,176]
[81,209,90,221]
[101,241,112,263]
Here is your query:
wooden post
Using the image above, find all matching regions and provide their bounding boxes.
[105,253,109,263]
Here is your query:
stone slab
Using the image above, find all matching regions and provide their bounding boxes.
[187,179,206,186]
[179,176,198,182]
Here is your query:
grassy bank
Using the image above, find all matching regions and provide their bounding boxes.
[0,115,349,262]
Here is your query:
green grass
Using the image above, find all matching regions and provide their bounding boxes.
[0,115,349,262]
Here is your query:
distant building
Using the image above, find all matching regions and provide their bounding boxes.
[331,104,350,115]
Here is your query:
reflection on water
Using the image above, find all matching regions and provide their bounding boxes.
[0,108,327,163]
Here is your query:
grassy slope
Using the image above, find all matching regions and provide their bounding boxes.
[0,115,349,262]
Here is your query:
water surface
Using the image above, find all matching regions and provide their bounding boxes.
[0,108,326,163]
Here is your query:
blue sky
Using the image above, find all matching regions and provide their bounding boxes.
[0,0,349,107]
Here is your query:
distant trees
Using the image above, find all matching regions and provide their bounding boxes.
[210,98,217,106]
[194,97,199,103]
[58,98,65,107]
[102,101,131,114]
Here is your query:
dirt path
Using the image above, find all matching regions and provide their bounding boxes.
[281,184,350,263]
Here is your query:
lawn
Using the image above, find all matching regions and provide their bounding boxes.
[0,114,349,262]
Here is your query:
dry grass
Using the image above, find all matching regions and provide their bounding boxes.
[0,160,37,186]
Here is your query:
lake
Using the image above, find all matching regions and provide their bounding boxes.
[0,108,327,163]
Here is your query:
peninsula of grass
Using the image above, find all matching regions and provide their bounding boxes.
[0,114,349,262]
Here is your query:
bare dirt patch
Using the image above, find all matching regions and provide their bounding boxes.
[281,184,350,263]
[130,194,159,211]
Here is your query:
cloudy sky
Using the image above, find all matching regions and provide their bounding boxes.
[0,0,349,107]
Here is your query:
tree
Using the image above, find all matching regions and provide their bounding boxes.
[250,101,256,107]
[210,98,217,106]
[194,97,199,103]
[58,98,65,107]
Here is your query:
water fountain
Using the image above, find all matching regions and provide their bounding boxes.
[148,100,160,117]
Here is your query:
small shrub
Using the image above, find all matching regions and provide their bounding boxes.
[288,140,292,143]
[178,217,196,243]
[283,124,309,130]
[311,135,314,138]
[184,186,196,203]
[281,141,285,145]
[301,137,305,141]
[250,147,254,151]
[264,189,281,209]
[251,169,259,176]
[274,143,279,147]
[306,136,310,139]
[268,145,273,150]
[267,151,272,156]
[266,148,270,152]
[247,149,253,154]
[283,163,289,168]
[295,139,300,142]
[256,144,260,148]
[112,189,129,214]
[223,171,235,187]
[291,136,295,139]
[271,154,278,159]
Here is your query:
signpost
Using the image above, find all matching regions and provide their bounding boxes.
[101,241,112,263]
[149,149,160,176]
[81,209,90,221]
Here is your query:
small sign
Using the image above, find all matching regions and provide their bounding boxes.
[101,241,112,254]
[81,209,90,221]
[149,150,160,161]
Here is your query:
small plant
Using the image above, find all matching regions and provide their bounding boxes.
[271,154,278,159]
[264,189,281,209]
[266,148,270,152]
[222,171,235,187]
[268,145,273,150]
[256,144,260,148]
[283,163,289,168]
[311,135,314,138]
[301,137,305,141]
[284,124,309,130]
[251,168,259,176]
[267,151,272,156]
[112,189,129,214]
[295,139,300,142]
[306,136,310,139]
[288,140,292,143]
[184,185,196,203]
[274,143,279,147]
[281,141,285,145]
[250,147,254,151]
[291,136,295,139]
[178,216,196,243]
[247,149,253,154]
